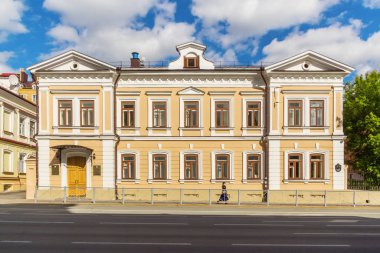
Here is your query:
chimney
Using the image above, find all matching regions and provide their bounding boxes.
[19,68,28,83]
[130,52,141,68]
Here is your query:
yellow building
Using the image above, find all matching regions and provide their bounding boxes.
[27,42,353,198]
[0,86,36,192]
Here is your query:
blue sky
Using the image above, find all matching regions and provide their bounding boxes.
[1,0,380,78]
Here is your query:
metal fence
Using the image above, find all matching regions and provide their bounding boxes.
[34,186,380,207]
[348,179,380,191]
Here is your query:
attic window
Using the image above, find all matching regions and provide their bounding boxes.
[184,56,199,69]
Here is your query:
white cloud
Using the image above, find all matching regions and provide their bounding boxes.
[261,20,380,73]
[0,0,27,42]
[191,0,339,49]
[0,51,16,73]
[43,0,195,62]
[363,0,380,9]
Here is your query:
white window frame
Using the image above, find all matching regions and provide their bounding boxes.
[284,96,329,135]
[3,149,13,173]
[284,150,329,183]
[117,97,140,136]
[53,96,99,134]
[210,97,234,136]
[30,120,36,138]
[3,108,14,133]
[242,97,264,136]
[19,115,27,136]
[148,150,171,183]
[117,150,140,183]
[211,150,234,183]
[179,150,203,183]
[242,151,264,183]
[147,97,171,136]
[179,97,203,136]
[18,153,27,173]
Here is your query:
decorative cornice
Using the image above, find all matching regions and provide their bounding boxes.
[145,91,172,96]
[239,91,265,95]
[208,91,236,96]
[116,91,141,96]
[50,90,100,94]
[282,90,331,94]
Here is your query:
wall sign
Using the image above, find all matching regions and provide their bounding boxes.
[93,165,102,176]
[335,163,342,172]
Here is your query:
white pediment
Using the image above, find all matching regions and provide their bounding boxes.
[168,42,215,70]
[177,86,205,95]
[266,51,354,74]
[28,50,115,73]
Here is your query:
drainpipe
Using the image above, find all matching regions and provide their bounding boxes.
[113,68,121,199]
[260,66,269,192]
[31,73,39,188]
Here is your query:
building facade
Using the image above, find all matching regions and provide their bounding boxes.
[27,42,353,198]
[0,86,36,192]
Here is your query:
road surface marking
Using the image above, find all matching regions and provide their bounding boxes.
[72,242,191,246]
[330,219,358,223]
[214,223,304,227]
[263,220,324,223]
[100,222,188,225]
[232,243,350,247]
[0,220,73,224]
[327,225,380,227]
[0,241,31,243]
[295,233,380,236]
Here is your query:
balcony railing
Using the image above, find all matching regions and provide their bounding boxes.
[108,61,270,69]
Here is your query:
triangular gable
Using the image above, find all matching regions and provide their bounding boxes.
[177,86,205,95]
[28,50,116,73]
[265,51,354,74]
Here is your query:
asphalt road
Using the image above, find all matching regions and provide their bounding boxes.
[0,204,380,253]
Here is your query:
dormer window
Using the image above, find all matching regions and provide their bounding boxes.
[184,55,199,69]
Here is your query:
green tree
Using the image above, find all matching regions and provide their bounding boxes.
[344,71,380,184]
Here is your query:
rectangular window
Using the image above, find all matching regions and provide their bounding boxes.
[121,102,135,128]
[121,154,136,179]
[247,102,261,128]
[288,100,302,127]
[184,101,199,128]
[153,102,167,128]
[184,154,198,180]
[3,110,12,133]
[18,153,26,173]
[288,154,303,180]
[184,56,199,68]
[58,100,72,126]
[216,154,230,180]
[19,117,26,136]
[310,100,324,127]
[247,154,261,179]
[153,154,167,179]
[32,95,37,103]
[80,100,94,127]
[30,121,36,138]
[310,154,324,179]
[215,101,229,128]
[3,151,12,172]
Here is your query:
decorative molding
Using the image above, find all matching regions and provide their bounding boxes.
[50,90,100,94]
[282,90,331,94]
[239,91,265,95]
[177,87,205,95]
[116,91,141,96]
[208,91,236,96]
[145,91,172,96]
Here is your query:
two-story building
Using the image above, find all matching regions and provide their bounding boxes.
[0,86,36,192]
[27,42,353,198]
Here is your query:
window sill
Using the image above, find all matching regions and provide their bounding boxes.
[53,126,99,129]
[210,179,235,184]
[117,127,141,130]
[147,127,171,130]
[284,126,329,129]
[121,179,140,184]
[179,127,204,130]
[148,179,172,184]
[3,131,13,135]
[210,127,234,130]
[179,179,203,184]
[19,135,27,139]
[2,171,14,175]
[18,172,26,176]
[242,179,264,183]
[241,127,264,130]
[284,179,329,184]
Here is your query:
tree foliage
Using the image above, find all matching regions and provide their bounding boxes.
[344,71,380,183]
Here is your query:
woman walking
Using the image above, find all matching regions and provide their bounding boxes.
[217,182,229,204]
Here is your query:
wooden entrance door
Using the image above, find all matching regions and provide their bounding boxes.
[67,156,87,197]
